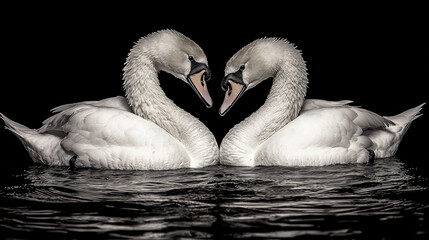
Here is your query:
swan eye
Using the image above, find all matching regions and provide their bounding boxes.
[188,55,194,61]
[239,65,245,70]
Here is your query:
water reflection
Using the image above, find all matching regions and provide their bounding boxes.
[1,158,428,239]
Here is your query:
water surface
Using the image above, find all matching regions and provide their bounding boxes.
[1,158,428,239]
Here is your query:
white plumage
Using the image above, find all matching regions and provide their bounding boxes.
[219,38,424,166]
[1,30,219,170]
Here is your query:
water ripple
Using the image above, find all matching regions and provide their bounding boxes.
[1,158,428,239]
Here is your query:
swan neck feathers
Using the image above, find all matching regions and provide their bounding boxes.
[122,30,218,167]
[221,38,308,166]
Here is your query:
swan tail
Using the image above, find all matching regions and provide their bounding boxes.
[1,113,72,165]
[0,113,37,139]
[385,103,425,135]
[372,103,425,158]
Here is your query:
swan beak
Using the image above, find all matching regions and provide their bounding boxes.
[219,80,247,116]
[187,69,213,108]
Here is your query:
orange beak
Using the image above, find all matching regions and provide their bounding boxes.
[219,80,246,116]
[187,69,213,108]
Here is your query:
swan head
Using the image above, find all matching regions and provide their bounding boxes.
[219,38,304,115]
[127,29,213,107]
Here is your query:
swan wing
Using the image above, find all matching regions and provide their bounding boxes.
[256,107,367,165]
[349,107,394,130]
[257,107,378,166]
[51,96,131,113]
[301,100,393,130]
[301,99,353,112]
[39,97,131,133]
[61,107,189,169]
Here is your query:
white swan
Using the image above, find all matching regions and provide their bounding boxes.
[219,38,424,166]
[0,30,219,170]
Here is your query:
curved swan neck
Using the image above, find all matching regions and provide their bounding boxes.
[221,57,308,165]
[123,40,218,167]
[255,66,308,138]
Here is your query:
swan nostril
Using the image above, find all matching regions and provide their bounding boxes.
[201,73,206,87]
[227,83,232,96]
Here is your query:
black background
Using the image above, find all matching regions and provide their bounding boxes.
[0,4,427,169]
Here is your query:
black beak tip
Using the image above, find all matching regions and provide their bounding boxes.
[202,97,213,109]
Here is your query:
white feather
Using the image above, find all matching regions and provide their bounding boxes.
[220,39,424,166]
[1,30,219,170]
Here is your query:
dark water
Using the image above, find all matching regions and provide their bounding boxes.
[1,158,429,239]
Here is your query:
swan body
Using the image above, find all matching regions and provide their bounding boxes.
[1,30,219,170]
[219,38,424,166]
